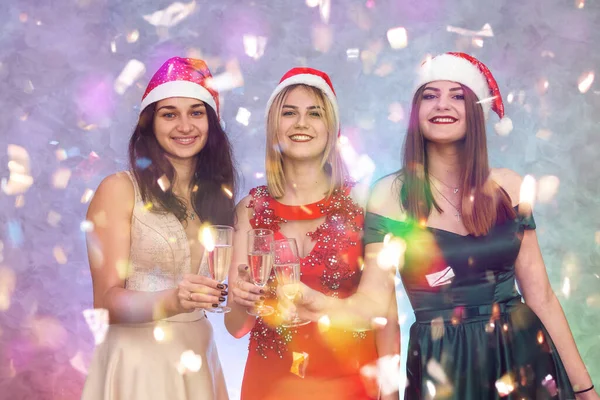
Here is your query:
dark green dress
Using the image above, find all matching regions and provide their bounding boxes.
[364,208,575,399]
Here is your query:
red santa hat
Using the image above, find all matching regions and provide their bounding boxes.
[416,52,513,135]
[266,67,340,136]
[140,57,220,118]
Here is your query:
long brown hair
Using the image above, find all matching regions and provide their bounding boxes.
[128,103,236,225]
[400,84,515,236]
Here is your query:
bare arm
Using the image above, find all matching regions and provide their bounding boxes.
[88,173,223,324]
[224,196,263,338]
[497,169,595,396]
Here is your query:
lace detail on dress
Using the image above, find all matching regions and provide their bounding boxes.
[246,183,364,358]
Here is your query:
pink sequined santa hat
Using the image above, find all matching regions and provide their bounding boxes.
[415,52,513,136]
[266,67,340,136]
[140,57,220,118]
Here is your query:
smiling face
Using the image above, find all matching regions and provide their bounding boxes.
[418,80,467,144]
[275,85,329,162]
[153,97,210,161]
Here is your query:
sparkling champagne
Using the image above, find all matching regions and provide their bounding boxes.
[274,263,301,299]
[248,252,273,287]
[208,244,232,282]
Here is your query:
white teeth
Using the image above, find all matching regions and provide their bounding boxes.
[290,135,312,141]
[431,117,456,123]
[173,137,195,143]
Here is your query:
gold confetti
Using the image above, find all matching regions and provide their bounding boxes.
[81,189,94,203]
[157,174,171,191]
[55,148,68,161]
[15,195,25,208]
[126,29,140,43]
[52,168,72,189]
[537,330,545,344]
[53,246,67,264]
[0,267,16,311]
[578,71,594,93]
[2,145,34,195]
[290,352,309,378]
[114,59,146,95]
[222,185,233,199]
[318,315,331,333]
[495,373,516,396]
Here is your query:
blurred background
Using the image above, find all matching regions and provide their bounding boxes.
[0,0,599,398]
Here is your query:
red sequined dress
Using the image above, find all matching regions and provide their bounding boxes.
[240,183,379,400]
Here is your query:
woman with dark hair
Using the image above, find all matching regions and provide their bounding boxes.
[284,53,597,399]
[82,57,233,400]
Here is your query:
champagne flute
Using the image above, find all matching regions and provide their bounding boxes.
[247,229,274,317]
[272,238,310,328]
[203,225,233,313]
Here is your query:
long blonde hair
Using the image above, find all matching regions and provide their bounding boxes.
[265,84,347,198]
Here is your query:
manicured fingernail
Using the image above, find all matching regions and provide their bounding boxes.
[217,284,225,289]
[244,266,249,270]
[221,291,228,296]
[259,296,265,301]
[260,289,265,294]
[219,297,226,302]
[212,304,218,308]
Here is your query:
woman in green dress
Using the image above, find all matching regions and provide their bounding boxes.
[281,52,597,399]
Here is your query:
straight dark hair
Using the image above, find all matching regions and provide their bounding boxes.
[128,103,236,226]
[400,84,515,236]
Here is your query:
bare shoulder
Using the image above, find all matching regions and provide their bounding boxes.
[349,181,370,210]
[366,172,405,220]
[87,172,135,223]
[490,168,522,206]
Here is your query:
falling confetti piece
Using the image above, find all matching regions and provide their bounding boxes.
[537,330,545,344]
[69,351,89,375]
[472,37,484,47]
[143,1,196,27]
[222,185,233,198]
[178,350,202,373]
[386,27,408,49]
[114,59,146,95]
[519,175,536,210]
[446,23,494,37]
[154,326,166,341]
[136,157,152,169]
[426,380,437,397]
[205,59,244,92]
[537,176,560,203]
[318,315,331,333]
[495,373,515,396]
[47,210,62,227]
[55,148,68,161]
[255,172,264,179]
[377,235,406,271]
[578,71,594,93]
[235,107,251,126]
[7,220,24,247]
[536,129,552,140]
[52,168,72,189]
[126,29,140,43]
[430,316,445,340]
[360,354,401,396]
[306,0,319,6]
[346,48,360,59]
[290,352,309,378]
[110,40,117,53]
[81,189,94,204]
[157,174,171,191]
[2,145,34,195]
[561,277,571,298]
[542,374,558,396]
[388,102,404,123]
[319,0,331,23]
[83,308,109,345]
[53,246,67,264]
[0,267,16,311]
[243,35,268,60]
[14,195,24,208]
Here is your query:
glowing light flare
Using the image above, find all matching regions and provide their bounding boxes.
[255,172,264,179]
[386,27,408,49]
[346,48,360,59]
[575,0,585,8]
[177,350,202,373]
[53,246,68,264]
[52,168,72,189]
[376,235,406,271]
[371,317,388,329]
[578,71,594,93]
[338,135,375,182]
[201,226,215,252]
[157,174,171,191]
[235,107,251,126]
[537,330,545,344]
[243,35,267,60]
[542,374,558,397]
[114,59,146,95]
[80,220,94,232]
[290,352,309,378]
[0,267,16,311]
[55,148,68,161]
[446,23,494,37]
[472,37,484,48]
[319,0,331,23]
[306,0,320,6]
[561,277,571,298]
[83,308,109,345]
[519,175,536,210]
[495,373,515,396]
[318,315,331,333]
[143,1,196,27]
[154,325,166,341]
[537,175,559,203]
